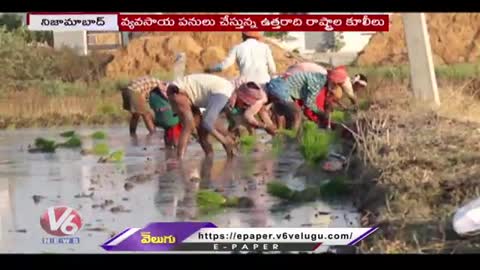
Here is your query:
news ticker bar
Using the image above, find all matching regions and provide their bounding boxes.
[27,13,390,32]
[101,222,378,252]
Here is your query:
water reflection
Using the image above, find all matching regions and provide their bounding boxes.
[0,127,359,253]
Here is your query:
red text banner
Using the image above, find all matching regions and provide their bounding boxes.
[118,14,389,32]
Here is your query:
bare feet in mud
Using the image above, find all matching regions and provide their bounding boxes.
[224,140,239,159]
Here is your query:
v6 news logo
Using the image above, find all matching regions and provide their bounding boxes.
[40,206,83,244]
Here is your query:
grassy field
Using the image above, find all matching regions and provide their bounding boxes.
[0,27,179,129]
[2,62,480,129]
[350,63,480,82]
[346,81,480,253]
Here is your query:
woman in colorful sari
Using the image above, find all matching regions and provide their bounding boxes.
[265,66,358,131]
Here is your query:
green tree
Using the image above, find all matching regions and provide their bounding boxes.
[0,14,23,31]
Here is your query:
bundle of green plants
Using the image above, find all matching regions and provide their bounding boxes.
[269,128,297,157]
[57,135,82,148]
[266,181,294,200]
[91,131,107,140]
[319,176,350,199]
[277,128,297,139]
[330,110,351,123]
[299,121,337,165]
[196,190,254,214]
[33,137,57,153]
[59,130,75,137]
[239,135,256,154]
[92,143,110,156]
[97,150,125,163]
[266,178,350,203]
[108,150,124,162]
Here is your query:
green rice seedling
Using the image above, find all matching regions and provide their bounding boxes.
[266,182,293,200]
[319,176,350,199]
[33,137,57,153]
[277,128,297,139]
[108,150,125,162]
[330,110,351,123]
[197,190,253,215]
[59,130,75,137]
[57,135,82,148]
[91,131,107,140]
[290,187,320,202]
[196,189,227,215]
[224,197,240,207]
[239,135,256,154]
[92,143,110,156]
[270,135,284,156]
[270,129,297,157]
[299,121,336,165]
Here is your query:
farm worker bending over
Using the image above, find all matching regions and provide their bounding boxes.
[121,76,167,136]
[264,66,358,131]
[206,32,277,84]
[148,89,182,148]
[285,62,365,103]
[167,74,236,160]
[284,62,328,76]
[227,78,278,136]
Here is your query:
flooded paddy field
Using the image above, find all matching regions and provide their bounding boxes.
[0,126,359,253]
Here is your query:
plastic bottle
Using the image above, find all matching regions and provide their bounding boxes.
[453,197,480,236]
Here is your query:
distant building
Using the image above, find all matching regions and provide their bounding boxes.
[276,32,375,54]
[53,31,128,55]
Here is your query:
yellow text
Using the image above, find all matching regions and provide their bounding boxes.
[141,232,176,244]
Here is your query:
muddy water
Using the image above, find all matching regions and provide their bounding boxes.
[0,126,359,253]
